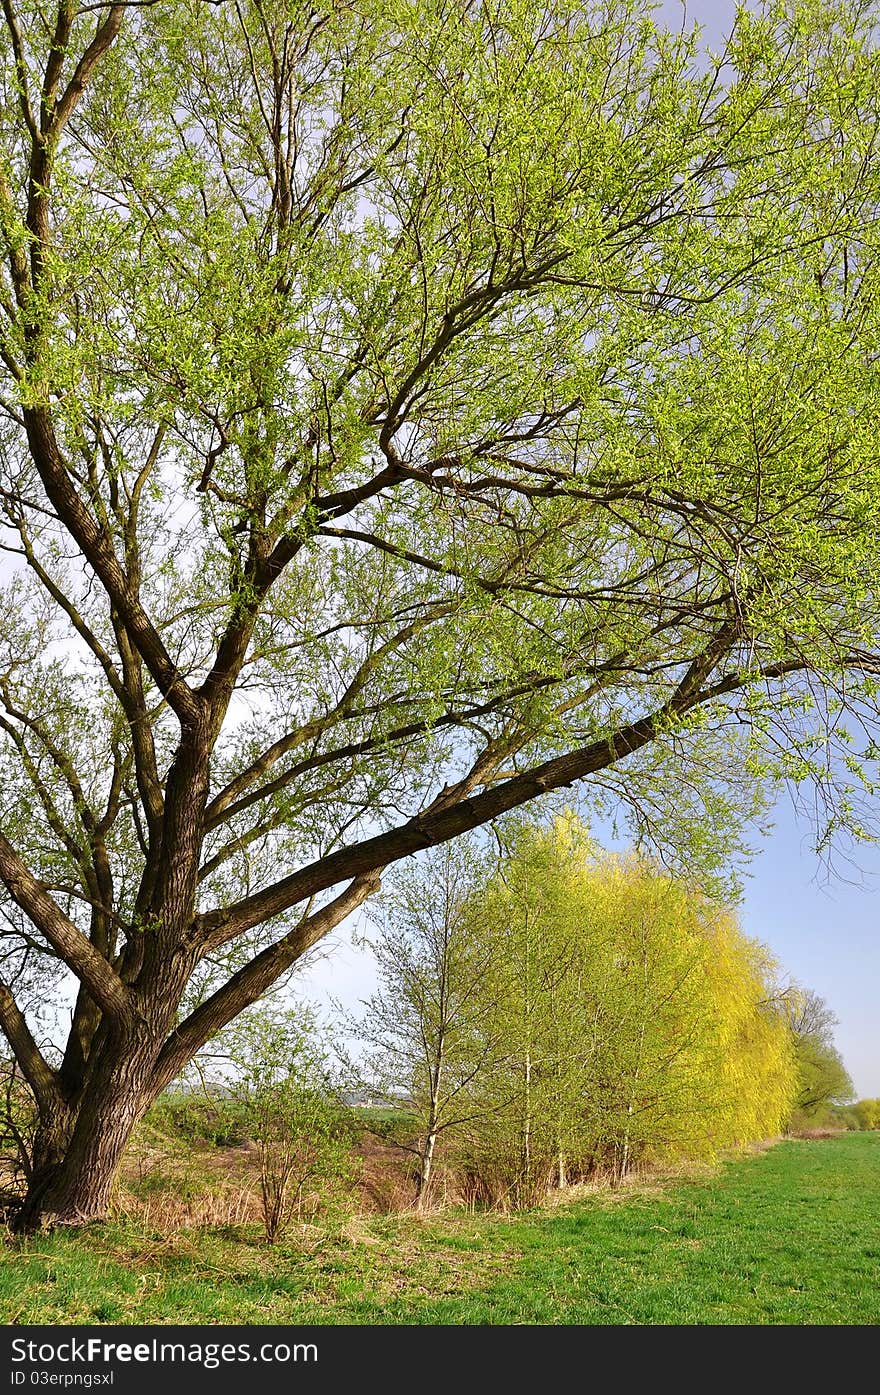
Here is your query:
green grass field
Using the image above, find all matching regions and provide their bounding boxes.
[1,1133,878,1325]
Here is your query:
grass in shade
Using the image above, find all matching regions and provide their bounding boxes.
[1,1133,878,1325]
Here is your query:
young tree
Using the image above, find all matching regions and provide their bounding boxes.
[697,928,797,1153]
[0,0,879,1226]
[349,842,500,1207]
[458,824,796,1198]
[458,818,607,1203]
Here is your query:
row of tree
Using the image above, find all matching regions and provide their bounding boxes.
[350,819,847,1207]
[1,814,856,1232]
[1,811,854,1225]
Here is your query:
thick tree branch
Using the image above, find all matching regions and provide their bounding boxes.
[196,629,749,946]
[0,975,61,1113]
[155,872,381,1088]
[24,410,200,727]
[53,4,125,135]
[11,5,197,731]
[202,600,719,837]
[0,0,38,142]
[110,612,164,839]
[0,830,132,1025]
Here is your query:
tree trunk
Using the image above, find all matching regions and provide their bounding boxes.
[619,1119,631,1183]
[519,1047,532,1205]
[416,1127,438,1209]
[13,1028,166,1230]
[415,1044,444,1210]
[16,1108,142,1230]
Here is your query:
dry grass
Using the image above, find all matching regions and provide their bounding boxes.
[112,1178,261,1230]
[113,1119,776,1232]
[786,1127,848,1141]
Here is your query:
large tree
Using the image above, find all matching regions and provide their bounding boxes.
[0,0,879,1227]
[784,988,854,1123]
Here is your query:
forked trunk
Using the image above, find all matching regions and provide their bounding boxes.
[415,1048,444,1209]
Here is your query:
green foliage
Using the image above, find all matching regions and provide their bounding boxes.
[782,988,854,1128]
[356,817,799,1207]
[146,1092,248,1149]
[219,1007,353,1242]
[789,1038,854,1122]
[452,819,797,1202]
[852,1098,880,1130]
[1,0,880,988]
[817,1103,861,1131]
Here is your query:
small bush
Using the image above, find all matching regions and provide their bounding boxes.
[211,1006,356,1243]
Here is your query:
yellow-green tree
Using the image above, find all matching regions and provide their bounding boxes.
[456,819,797,1198]
[454,819,607,1204]
[574,857,795,1172]
[852,1099,880,1130]
[700,931,798,1152]
[346,841,503,1207]
[781,989,854,1129]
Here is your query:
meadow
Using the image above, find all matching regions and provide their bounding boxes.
[1,1133,877,1325]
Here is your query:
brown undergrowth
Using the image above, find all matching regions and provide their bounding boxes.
[107,1118,790,1232]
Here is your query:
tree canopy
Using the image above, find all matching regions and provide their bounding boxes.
[0,0,879,1224]
[357,821,797,1205]
[784,988,854,1123]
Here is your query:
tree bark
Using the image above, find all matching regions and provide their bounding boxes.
[415,1038,445,1209]
[12,1027,166,1230]
[9,870,377,1231]
[12,1110,74,1232]
[415,1129,438,1209]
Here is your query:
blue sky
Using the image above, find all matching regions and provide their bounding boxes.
[739,804,880,1097]
[297,0,880,1103]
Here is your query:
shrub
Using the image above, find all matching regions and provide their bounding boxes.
[220,1006,354,1242]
